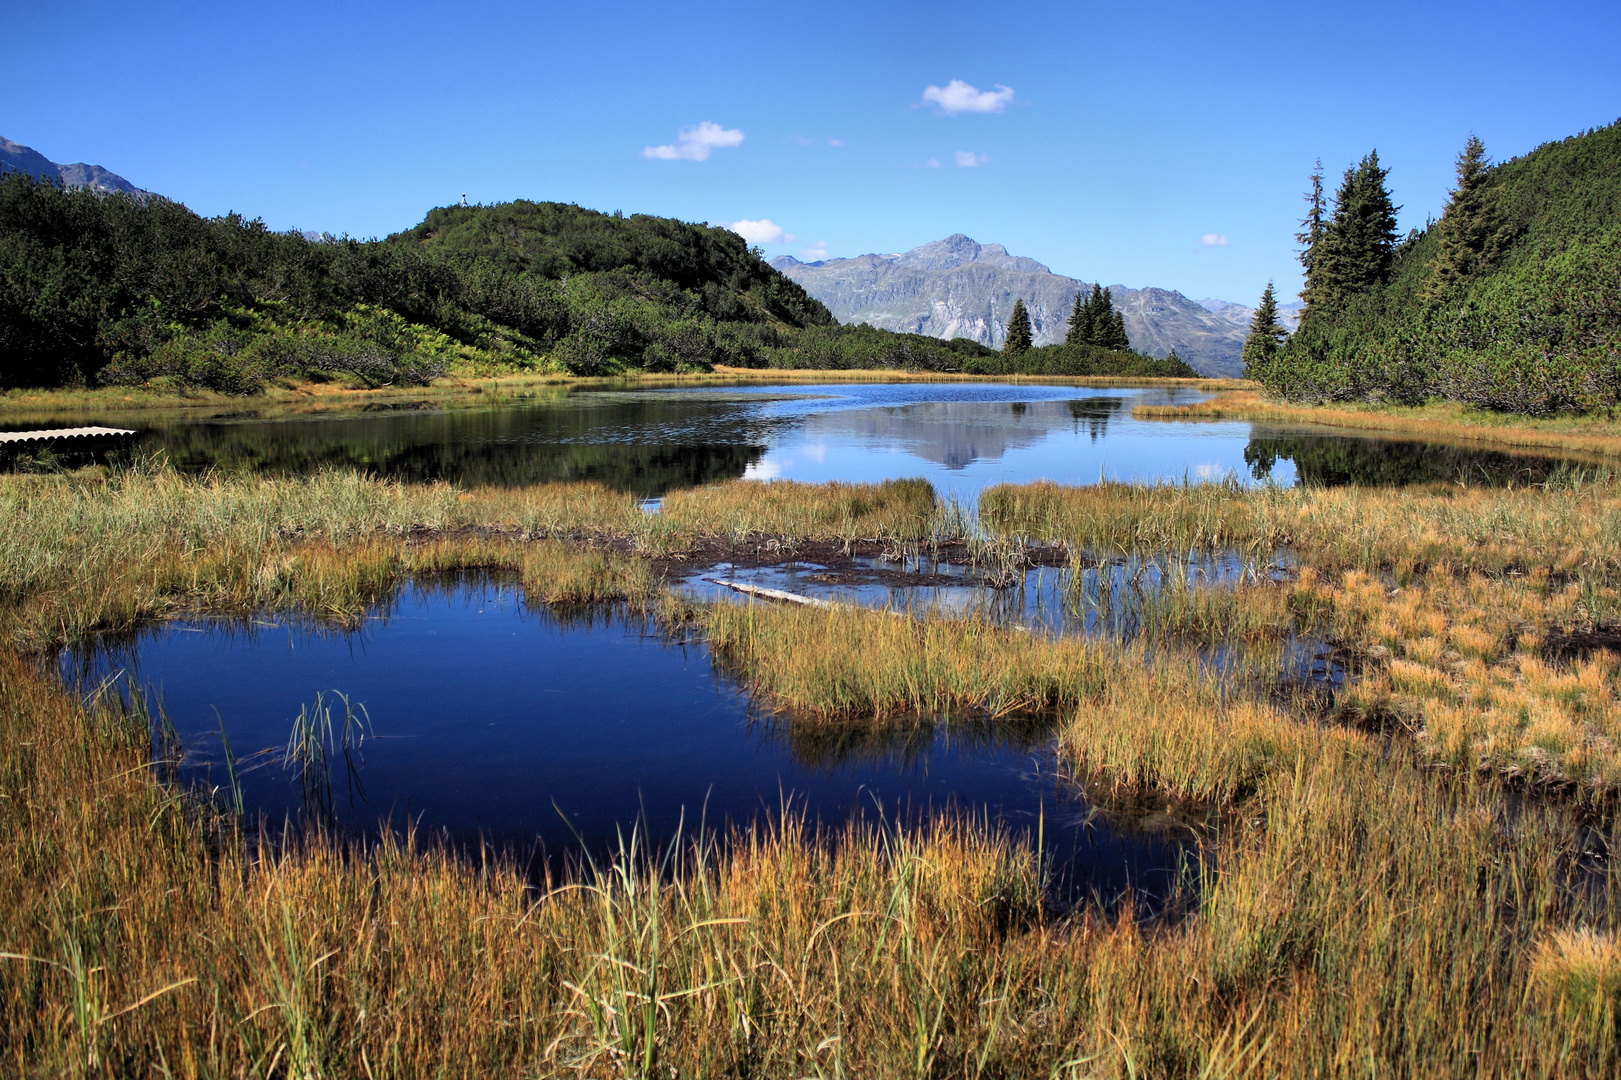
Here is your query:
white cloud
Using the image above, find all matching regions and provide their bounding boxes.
[954,150,989,168]
[918,157,942,169]
[727,218,793,245]
[827,137,844,147]
[794,134,814,146]
[800,241,830,261]
[641,122,745,162]
[922,79,1015,115]
[1200,233,1230,247]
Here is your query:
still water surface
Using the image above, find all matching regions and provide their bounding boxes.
[120,381,1580,496]
[65,582,1197,900]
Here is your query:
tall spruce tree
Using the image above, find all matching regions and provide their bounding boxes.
[1100,290,1130,351]
[1241,281,1287,375]
[1004,298,1033,355]
[1065,288,1091,345]
[1424,135,1505,300]
[1296,160,1328,320]
[1319,151,1402,310]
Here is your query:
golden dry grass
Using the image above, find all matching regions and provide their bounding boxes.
[4,646,1618,1077]
[983,477,1621,793]
[1132,389,1621,461]
[6,462,1621,1073]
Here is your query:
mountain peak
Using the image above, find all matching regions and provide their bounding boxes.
[772,236,1255,376]
[0,136,149,197]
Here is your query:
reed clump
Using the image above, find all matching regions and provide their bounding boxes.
[0,530,655,651]
[659,477,939,544]
[982,475,1621,578]
[697,599,1353,802]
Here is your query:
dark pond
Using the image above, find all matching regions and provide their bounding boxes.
[21,381,1586,495]
[63,581,1203,903]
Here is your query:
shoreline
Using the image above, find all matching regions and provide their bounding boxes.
[1134,389,1621,461]
[0,368,1243,425]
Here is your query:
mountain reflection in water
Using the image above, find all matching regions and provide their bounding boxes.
[26,380,1591,494]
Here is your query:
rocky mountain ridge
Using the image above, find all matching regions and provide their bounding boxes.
[0,136,150,197]
[773,234,1263,377]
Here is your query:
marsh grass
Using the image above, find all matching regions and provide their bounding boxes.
[8,459,1621,1073]
[694,598,1349,803]
[5,644,1620,1076]
[982,476,1621,795]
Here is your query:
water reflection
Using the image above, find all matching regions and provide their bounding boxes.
[15,380,1590,495]
[1245,429,1586,487]
[61,582,1193,900]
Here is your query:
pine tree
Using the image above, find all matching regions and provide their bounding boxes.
[1065,288,1091,346]
[1004,298,1033,355]
[1296,160,1328,320]
[1241,281,1287,375]
[1085,283,1107,344]
[1310,151,1401,316]
[1425,134,1504,300]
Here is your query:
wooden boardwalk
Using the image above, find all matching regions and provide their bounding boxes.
[0,426,137,445]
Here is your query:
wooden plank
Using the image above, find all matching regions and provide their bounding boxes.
[703,578,836,608]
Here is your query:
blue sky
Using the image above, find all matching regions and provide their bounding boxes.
[6,0,1618,303]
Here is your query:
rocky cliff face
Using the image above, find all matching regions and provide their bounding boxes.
[773,235,1254,377]
[0,136,149,196]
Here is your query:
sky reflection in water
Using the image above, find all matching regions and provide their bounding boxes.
[113,380,1586,497]
[65,583,1198,901]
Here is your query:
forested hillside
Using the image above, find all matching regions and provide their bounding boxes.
[0,175,1199,391]
[1247,119,1621,413]
[0,179,835,391]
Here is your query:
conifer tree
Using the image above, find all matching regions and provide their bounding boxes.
[1296,160,1328,319]
[1086,283,1107,343]
[1004,298,1033,355]
[1109,310,1130,351]
[1425,134,1504,300]
[1241,281,1287,375]
[1310,151,1401,316]
[1065,288,1091,346]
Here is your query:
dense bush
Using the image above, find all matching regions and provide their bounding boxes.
[966,342,1199,378]
[1251,120,1621,414]
[762,324,993,371]
[1,174,1217,391]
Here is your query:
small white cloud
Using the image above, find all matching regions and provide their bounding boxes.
[794,134,814,146]
[917,157,942,169]
[922,79,1015,115]
[641,121,745,162]
[827,137,844,147]
[1200,234,1230,247]
[727,218,793,245]
[800,241,830,261]
[954,150,989,168]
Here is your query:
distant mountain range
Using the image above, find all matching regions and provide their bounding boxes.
[0,136,150,197]
[773,235,1291,377]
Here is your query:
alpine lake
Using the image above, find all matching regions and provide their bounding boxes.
[51,380,1588,904]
